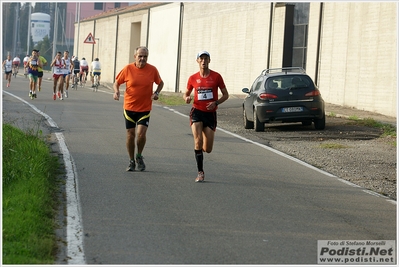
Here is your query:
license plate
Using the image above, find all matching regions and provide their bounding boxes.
[282,107,303,112]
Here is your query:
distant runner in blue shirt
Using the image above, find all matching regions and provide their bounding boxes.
[27,49,43,99]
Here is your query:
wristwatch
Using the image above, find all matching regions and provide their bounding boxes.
[155,91,159,96]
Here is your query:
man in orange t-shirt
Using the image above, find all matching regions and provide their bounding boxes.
[113,46,164,172]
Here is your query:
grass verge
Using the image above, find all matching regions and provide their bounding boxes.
[157,92,185,106]
[328,112,396,138]
[318,143,350,149]
[347,116,396,137]
[2,124,60,264]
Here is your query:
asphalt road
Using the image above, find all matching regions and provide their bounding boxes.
[2,75,396,264]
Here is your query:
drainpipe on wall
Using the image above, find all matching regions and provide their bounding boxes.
[282,4,294,67]
[315,2,324,86]
[91,20,96,62]
[175,2,184,93]
[146,8,151,47]
[113,15,119,82]
[267,2,274,69]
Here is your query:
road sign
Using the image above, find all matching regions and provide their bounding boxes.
[84,33,96,44]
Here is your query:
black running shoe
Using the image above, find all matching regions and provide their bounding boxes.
[136,156,146,171]
[126,160,135,172]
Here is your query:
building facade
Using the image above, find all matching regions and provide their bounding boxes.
[65,2,130,47]
[74,2,397,117]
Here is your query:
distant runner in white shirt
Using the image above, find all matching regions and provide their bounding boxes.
[23,55,30,77]
[80,57,89,83]
[13,56,21,68]
[23,55,30,67]
[62,50,71,98]
[50,51,65,100]
[3,54,13,87]
[90,58,101,88]
[12,56,21,77]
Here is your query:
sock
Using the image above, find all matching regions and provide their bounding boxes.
[195,149,203,172]
[136,153,142,158]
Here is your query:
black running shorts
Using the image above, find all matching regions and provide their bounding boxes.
[124,110,150,129]
[190,107,217,131]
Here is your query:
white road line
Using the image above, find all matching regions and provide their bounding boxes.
[162,105,396,206]
[3,91,86,264]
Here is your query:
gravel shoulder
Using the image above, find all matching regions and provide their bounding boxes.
[218,100,397,201]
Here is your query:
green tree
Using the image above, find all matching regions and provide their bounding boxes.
[16,3,68,58]
[34,2,51,14]
[34,35,51,71]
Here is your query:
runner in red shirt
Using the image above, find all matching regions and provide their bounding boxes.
[183,50,229,182]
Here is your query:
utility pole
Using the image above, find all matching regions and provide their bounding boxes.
[52,3,58,59]
[76,2,81,57]
[12,4,19,56]
[26,3,31,55]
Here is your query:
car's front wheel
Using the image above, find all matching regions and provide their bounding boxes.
[243,108,254,129]
[254,108,265,132]
[314,113,326,130]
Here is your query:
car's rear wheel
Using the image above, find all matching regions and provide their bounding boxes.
[243,108,254,129]
[314,113,326,130]
[254,108,265,132]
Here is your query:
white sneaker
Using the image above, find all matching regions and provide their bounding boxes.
[65,91,68,98]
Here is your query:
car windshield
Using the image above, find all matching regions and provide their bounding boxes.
[266,75,311,90]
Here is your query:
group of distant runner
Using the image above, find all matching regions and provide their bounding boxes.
[3,49,102,100]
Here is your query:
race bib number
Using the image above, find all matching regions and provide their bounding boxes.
[5,62,12,72]
[197,89,213,101]
[54,67,64,75]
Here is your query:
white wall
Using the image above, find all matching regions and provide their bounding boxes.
[74,21,96,62]
[179,2,271,94]
[147,3,181,92]
[317,2,397,116]
[74,2,397,117]
[306,2,321,84]
[269,5,286,69]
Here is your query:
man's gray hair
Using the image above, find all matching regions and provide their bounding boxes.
[135,46,149,55]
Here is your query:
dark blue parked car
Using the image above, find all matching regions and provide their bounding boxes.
[242,67,325,132]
